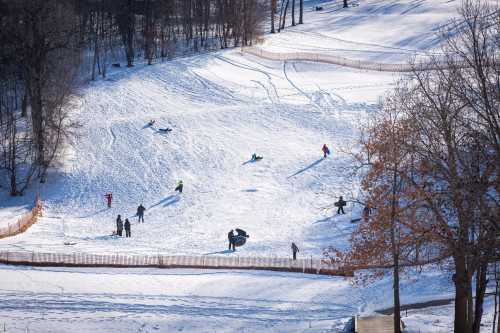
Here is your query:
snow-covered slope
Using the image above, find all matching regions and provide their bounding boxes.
[1,52,394,256]
[262,0,468,63]
[0,0,470,258]
[1,0,495,332]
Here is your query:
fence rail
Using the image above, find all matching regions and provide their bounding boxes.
[242,47,449,72]
[0,196,42,239]
[0,250,353,276]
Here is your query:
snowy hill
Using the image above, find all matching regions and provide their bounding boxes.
[0,0,470,258]
[1,0,498,332]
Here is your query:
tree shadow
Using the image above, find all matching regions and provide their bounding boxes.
[287,158,325,178]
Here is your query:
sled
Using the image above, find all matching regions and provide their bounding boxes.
[232,235,248,247]
[232,229,250,247]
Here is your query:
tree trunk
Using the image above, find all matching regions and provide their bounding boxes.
[21,91,28,118]
[473,262,488,333]
[280,0,289,30]
[454,254,470,333]
[271,0,276,33]
[343,0,348,8]
[390,168,401,333]
[299,0,303,24]
[291,0,295,26]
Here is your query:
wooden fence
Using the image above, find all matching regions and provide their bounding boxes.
[0,196,42,239]
[0,250,353,276]
[242,46,449,72]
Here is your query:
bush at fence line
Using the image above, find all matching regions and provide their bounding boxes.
[0,196,42,239]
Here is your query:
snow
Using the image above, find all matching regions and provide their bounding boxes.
[0,50,396,257]
[1,0,495,331]
[0,264,456,333]
[261,0,466,64]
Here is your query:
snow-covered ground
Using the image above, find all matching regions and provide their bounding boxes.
[0,264,456,333]
[1,0,496,331]
[261,0,466,63]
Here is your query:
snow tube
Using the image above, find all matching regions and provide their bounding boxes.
[232,235,248,247]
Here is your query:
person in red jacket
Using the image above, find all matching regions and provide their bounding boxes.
[322,144,330,158]
[105,192,113,208]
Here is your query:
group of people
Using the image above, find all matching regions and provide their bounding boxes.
[113,204,147,237]
[106,143,339,251]
[115,215,131,237]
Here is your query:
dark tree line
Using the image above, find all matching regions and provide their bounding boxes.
[0,0,266,195]
[271,0,303,33]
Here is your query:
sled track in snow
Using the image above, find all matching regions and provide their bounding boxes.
[0,250,352,277]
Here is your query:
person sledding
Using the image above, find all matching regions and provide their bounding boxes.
[334,196,347,214]
[322,144,330,158]
[159,127,172,133]
[175,180,183,193]
[251,153,263,161]
[148,120,156,127]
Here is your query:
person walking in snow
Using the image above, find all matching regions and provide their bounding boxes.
[116,215,123,236]
[137,204,146,223]
[105,192,113,208]
[322,144,330,158]
[291,242,299,260]
[363,205,371,222]
[175,180,183,193]
[228,229,235,251]
[335,196,347,215]
[124,218,131,237]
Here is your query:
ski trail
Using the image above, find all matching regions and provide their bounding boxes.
[282,61,323,112]
[290,61,347,107]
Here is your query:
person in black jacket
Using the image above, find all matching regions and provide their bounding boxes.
[335,196,347,215]
[124,219,131,237]
[116,215,123,236]
[228,229,235,251]
[137,204,146,223]
[291,242,299,260]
